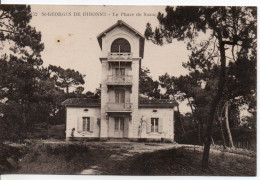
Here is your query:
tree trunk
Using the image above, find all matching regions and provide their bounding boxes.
[177,105,188,142]
[218,102,227,149]
[198,123,201,145]
[211,136,215,145]
[219,116,227,149]
[225,102,234,148]
[187,97,200,144]
[202,37,226,169]
[187,98,194,113]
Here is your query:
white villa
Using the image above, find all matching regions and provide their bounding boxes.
[63,20,177,142]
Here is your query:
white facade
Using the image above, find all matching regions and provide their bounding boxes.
[66,107,101,138]
[137,108,174,140]
[64,20,175,142]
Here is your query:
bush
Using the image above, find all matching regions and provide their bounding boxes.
[0,144,29,173]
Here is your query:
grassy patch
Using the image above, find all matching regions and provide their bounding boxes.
[15,143,100,174]
[108,147,256,176]
[0,144,29,174]
[3,142,256,176]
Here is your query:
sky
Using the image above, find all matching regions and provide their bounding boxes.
[29,5,192,112]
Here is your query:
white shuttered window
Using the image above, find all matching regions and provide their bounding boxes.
[151,118,159,132]
[79,117,94,133]
[147,117,164,133]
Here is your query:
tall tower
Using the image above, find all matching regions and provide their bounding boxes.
[97,20,145,139]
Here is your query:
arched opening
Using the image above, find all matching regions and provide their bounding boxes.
[111,38,131,53]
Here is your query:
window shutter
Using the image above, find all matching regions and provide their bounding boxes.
[146,117,151,133]
[90,117,94,132]
[77,117,83,133]
[158,118,163,133]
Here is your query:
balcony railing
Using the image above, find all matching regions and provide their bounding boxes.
[108,52,132,61]
[106,103,132,112]
[106,75,132,85]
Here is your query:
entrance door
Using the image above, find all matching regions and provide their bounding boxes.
[114,117,124,138]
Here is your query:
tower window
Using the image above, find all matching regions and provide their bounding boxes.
[115,89,125,103]
[111,38,131,53]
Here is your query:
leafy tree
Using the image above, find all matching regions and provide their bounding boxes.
[0,5,92,142]
[0,5,44,142]
[85,91,94,98]
[145,6,256,168]
[75,86,84,95]
[37,67,67,124]
[139,67,161,99]
[48,65,85,93]
[93,88,101,99]
[85,89,101,99]
[159,71,214,145]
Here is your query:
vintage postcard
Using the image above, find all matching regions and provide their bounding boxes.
[0,4,257,176]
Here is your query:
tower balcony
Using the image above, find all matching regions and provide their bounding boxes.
[106,102,132,112]
[106,75,133,85]
[107,52,132,62]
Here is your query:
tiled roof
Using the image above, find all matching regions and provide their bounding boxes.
[139,99,178,108]
[62,98,101,107]
[62,98,178,108]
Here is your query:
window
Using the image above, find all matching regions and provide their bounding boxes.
[151,118,159,132]
[111,38,131,53]
[82,117,90,132]
[115,68,125,76]
[78,117,94,133]
[115,68,126,82]
[115,89,125,103]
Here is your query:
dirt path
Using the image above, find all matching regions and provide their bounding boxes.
[79,142,176,174]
